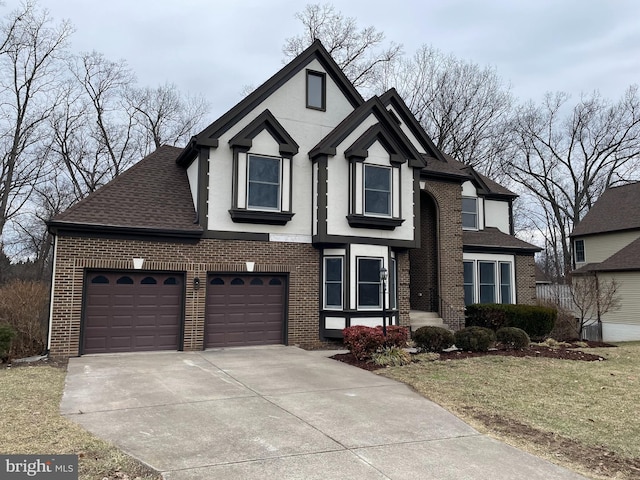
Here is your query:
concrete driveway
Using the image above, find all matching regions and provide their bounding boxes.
[61,346,586,480]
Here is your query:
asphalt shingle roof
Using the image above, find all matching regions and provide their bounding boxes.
[49,145,202,236]
[572,182,640,237]
[463,227,541,253]
[580,236,640,272]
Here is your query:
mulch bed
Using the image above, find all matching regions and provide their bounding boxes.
[331,341,612,370]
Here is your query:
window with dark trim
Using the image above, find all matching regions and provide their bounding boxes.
[324,257,343,310]
[462,197,478,230]
[247,155,281,210]
[574,239,585,263]
[306,70,326,110]
[364,165,391,216]
[389,258,397,310]
[357,257,383,309]
[463,261,474,306]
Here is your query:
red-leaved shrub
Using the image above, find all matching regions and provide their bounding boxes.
[342,325,409,360]
[342,326,384,360]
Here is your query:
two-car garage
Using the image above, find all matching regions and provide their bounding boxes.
[82,271,286,354]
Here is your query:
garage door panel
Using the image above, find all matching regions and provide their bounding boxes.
[205,275,285,348]
[83,272,183,354]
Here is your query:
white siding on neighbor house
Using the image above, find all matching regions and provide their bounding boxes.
[206,59,355,237]
[602,323,640,342]
[599,271,640,328]
[580,231,640,264]
[187,159,199,210]
[484,199,510,234]
[325,115,416,242]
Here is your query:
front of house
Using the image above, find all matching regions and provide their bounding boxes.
[47,41,539,357]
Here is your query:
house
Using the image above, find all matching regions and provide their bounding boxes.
[571,182,640,341]
[46,40,540,357]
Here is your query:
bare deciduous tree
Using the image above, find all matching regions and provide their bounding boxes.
[0,1,72,244]
[507,88,640,275]
[126,82,209,152]
[570,274,620,338]
[376,45,514,177]
[283,3,402,91]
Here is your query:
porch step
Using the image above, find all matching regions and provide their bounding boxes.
[410,310,447,331]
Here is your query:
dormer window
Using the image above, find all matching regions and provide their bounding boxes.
[248,155,281,210]
[364,165,391,216]
[306,70,326,110]
[462,197,478,230]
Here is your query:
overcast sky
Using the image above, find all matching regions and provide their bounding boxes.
[17,1,640,118]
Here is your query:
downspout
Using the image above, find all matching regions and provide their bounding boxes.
[46,235,58,354]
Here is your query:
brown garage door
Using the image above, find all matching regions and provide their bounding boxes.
[83,272,183,354]
[206,274,286,348]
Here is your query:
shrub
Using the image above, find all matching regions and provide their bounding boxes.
[0,323,16,362]
[465,304,557,340]
[454,326,496,352]
[381,325,409,349]
[496,327,530,350]
[0,280,49,358]
[413,326,455,353]
[342,326,384,360]
[371,346,412,366]
[548,308,579,341]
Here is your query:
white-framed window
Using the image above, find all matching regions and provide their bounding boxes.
[364,165,392,216]
[464,259,513,305]
[324,257,343,310]
[462,197,478,230]
[247,155,281,210]
[306,70,326,110]
[357,257,383,309]
[574,239,585,263]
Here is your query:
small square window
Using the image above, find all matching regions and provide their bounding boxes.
[306,70,326,110]
[574,239,585,263]
[462,197,478,229]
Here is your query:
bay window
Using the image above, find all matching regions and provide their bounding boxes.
[324,257,343,309]
[357,257,383,309]
[464,259,514,305]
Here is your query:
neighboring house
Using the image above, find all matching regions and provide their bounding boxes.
[46,40,539,357]
[571,182,640,341]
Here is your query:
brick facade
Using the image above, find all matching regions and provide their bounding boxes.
[50,235,414,358]
[410,181,466,330]
[50,236,322,357]
[516,253,537,305]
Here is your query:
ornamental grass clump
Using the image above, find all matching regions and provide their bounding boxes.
[371,346,412,366]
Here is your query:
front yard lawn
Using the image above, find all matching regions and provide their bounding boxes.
[378,342,640,480]
[0,363,161,480]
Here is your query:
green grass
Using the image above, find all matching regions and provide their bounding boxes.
[0,364,160,480]
[379,342,640,480]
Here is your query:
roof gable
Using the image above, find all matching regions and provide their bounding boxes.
[379,88,446,162]
[177,40,363,166]
[572,182,640,237]
[228,109,299,158]
[309,96,425,168]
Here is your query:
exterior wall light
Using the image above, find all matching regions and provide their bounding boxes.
[193,277,201,290]
[380,267,388,336]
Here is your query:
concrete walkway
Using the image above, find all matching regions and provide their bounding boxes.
[61,346,586,480]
